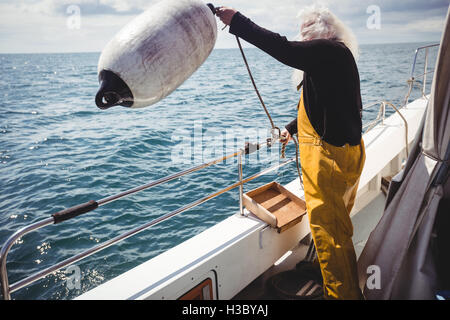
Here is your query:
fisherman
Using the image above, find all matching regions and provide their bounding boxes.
[217,6,366,300]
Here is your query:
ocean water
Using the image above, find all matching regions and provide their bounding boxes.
[0,42,438,299]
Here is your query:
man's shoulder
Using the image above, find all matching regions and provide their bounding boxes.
[303,39,352,67]
[305,39,348,51]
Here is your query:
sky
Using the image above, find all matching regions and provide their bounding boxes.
[0,0,448,53]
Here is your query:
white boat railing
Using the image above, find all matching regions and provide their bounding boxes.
[0,137,294,300]
[363,101,410,156]
[0,43,439,300]
[404,43,440,105]
[362,43,439,156]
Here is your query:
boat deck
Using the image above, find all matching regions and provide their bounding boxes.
[75,96,427,300]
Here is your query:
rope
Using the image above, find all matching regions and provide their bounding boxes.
[235,36,303,187]
[235,36,276,130]
[281,143,287,159]
[292,136,303,185]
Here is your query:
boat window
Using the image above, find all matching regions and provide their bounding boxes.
[178,278,214,300]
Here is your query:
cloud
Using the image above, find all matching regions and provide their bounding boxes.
[6,0,154,16]
[215,0,448,44]
[0,0,448,53]
[0,0,141,53]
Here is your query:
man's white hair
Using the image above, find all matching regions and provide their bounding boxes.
[292,4,359,89]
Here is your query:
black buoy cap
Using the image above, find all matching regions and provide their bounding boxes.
[207,3,217,15]
[95,70,134,109]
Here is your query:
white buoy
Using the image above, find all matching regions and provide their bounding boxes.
[95,0,217,109]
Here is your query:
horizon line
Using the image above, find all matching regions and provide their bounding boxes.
[0,39,441,55]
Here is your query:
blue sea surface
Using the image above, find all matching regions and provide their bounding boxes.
[0,42,438,299]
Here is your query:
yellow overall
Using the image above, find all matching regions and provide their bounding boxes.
[297,91,365,300]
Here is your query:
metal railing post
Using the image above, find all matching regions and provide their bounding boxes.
[0,218,54,300]
[238,150,244,216]
[384,101,410,157]
[423,47,429,98]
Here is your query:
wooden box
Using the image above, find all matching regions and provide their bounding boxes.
[243,182,307,233]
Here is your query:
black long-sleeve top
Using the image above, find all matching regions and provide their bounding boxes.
[229,12,363,147]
